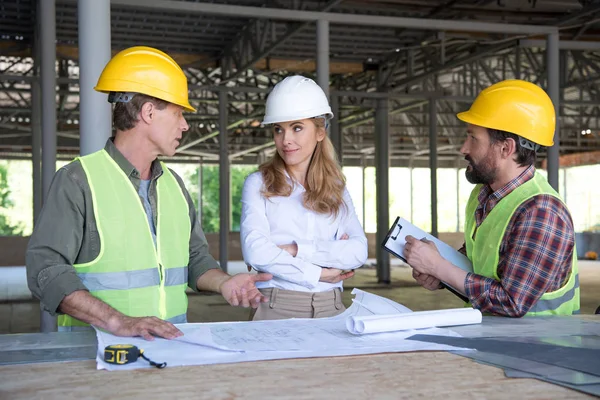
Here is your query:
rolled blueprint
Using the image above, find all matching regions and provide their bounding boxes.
[346,308,482,335]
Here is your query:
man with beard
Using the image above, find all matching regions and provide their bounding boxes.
[403,79,579,317]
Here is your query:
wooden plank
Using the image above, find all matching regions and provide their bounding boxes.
[0,352,591,399]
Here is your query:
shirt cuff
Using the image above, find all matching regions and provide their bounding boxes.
[41,273,88,316]
[302,262,322,290]
[294,239,316,262]
[189,259,221,292]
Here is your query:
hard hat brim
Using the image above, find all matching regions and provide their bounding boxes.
[456,110,554,147]
[94,83,196,113]
[262,111,334,125]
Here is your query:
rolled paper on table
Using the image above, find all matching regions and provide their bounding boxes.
[346,308,482,335]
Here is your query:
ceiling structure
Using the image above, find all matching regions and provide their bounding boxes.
[1,0,600,168]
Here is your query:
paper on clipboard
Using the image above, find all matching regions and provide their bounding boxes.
[382,217,473,301]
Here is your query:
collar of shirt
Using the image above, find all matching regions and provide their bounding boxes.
[104,138,164,181]
[282,169,306,191]
[475,165,535,225]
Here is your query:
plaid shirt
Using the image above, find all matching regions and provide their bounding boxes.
[462,166,575,317]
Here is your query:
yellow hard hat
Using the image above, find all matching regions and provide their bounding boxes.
[457,79,555,147]
[94,46,196,112]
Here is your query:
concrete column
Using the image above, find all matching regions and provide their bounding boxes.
[316,19,329,97]
[219,90,229,273]
[375,94,390,283]
[429,98,438,237]
[546,32,560,191]
[78,0,111,155]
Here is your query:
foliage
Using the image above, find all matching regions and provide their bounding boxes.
[187,165,257,233]
[0,164,23,236]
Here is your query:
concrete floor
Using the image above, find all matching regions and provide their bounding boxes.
[2,261,599,334]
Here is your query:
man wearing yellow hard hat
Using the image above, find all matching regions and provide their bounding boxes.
[26,46,272,339]
[403,80,579,317]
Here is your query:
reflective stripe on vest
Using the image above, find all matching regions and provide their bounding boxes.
[58,150,191,328]
[76,266,188,292]
[464,172,580,316]
[528,275,580,314]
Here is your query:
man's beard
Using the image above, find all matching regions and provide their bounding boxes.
[465,153,497,185]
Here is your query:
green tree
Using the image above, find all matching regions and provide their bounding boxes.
[0,164,23,236]
[187,165,257,233]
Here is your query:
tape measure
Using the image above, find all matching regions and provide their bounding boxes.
[104,344,166,369]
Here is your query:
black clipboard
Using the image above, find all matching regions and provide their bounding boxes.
[381,217,469,303]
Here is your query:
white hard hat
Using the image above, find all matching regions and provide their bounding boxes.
[262,76,334,125]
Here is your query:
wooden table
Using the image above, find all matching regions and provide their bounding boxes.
[2,315,599,399]
[0,351,592,400]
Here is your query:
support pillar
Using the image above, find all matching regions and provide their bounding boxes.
[78,0,111,155]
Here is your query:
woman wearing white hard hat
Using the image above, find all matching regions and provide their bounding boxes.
[240,76,368,320]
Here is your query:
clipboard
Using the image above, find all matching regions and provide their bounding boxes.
[382,216,472,303]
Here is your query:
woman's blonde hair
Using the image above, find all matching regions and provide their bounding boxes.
[259,118,346,217]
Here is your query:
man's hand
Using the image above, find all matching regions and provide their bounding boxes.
[412,269,442,291]
[106,315,183,341]
[403,235,443,276]
[320,268,354,283]
[219,273,273,308]
[58,290,183,341]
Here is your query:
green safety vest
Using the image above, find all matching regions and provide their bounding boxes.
[58,150,191,329]
[464,172,580,316]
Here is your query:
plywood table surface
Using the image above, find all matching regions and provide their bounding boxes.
[0,351,592,400]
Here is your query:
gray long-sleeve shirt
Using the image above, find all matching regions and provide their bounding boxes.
[26,139,220,315]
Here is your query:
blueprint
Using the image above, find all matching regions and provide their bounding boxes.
[95,289,471,371]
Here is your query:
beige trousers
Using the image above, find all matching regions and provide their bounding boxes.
[251,288,345,321]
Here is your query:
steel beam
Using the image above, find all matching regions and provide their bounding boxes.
[330,94,342,163]
[392,41,518,90]
[228,141,273,160]
[218,0,343,81]
[374,80,390,283]
[40,0,57,334]
[317,19,330,97]
[197,160,203,226]
[429,98,438,237]
[218,90,229,273]
[31,9,42,226]
[519,39,600,51]
[547,33,560,191]
[109,0,558,35]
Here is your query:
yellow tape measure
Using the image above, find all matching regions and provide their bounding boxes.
[104,344,166,369]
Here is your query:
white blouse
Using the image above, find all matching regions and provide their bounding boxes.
[240,171,368,292]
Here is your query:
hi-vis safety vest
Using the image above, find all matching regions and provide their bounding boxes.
[58,150,191,329]
[464,172,580,316]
